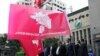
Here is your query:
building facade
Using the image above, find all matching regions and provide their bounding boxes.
[41,0,66,12]
[17,0,66,12]
[17,0,34,6]
[68,7,92,47]
[89,0,100,56]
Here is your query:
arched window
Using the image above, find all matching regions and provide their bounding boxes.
[75,18,77,20]
[82,15,85,18]
[86,14,89,17]
[79,15,82,19]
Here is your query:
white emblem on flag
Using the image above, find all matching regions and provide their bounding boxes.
[32,40,39,46]
[30,12,52,33]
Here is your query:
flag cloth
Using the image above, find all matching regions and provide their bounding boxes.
[8,4,71,39]
[8,4,71,56]
[19,36,39,56]
[34,0,42,8]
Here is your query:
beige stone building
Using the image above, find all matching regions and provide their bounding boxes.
[68,6,92,46]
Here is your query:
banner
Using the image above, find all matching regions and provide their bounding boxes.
[8,4,71,39]
[8,4,71,56]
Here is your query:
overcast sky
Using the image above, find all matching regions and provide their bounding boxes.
[0,0,88,33]
[61,0,88,13]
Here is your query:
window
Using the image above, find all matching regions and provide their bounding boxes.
[57,5,59,7]
[63,8,66,10]
[79,15,82,19]
[25,0,29,1]
[69,20,71,22]
[69,19,74,22]
[54,4,57,6]
[72,19,74,22]
[60,7,62,9]
[80,30,83,40]
[86,14,89,17]
[84,29,86,40]
[75,18,77,20]
[25,3,29,5]
[22,2,24,5]
[76,31,79,41]
[46,6,52,10]
[72,32,75,42]
[82,15,85,18]
[87,28,91,44]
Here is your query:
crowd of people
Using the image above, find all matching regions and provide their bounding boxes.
[39,39,95,56]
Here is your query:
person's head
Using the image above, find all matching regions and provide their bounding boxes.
[81,39,85,44]
[89,48,93,53]
[67,38,71,43]
[77,40,81,44]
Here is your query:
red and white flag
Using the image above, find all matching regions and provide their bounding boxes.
[8,4,71,56]
[8,4,71,39]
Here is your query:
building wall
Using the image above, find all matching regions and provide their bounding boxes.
[42,0,66,12]
[89,0,100,56]
[17,0,35,6]
[68,7,92,47]
[89,0,100,34]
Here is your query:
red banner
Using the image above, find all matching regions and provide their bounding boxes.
[8,4,71,39]
[8,4,71,56]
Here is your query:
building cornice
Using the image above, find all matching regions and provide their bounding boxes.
[68,6,89,17]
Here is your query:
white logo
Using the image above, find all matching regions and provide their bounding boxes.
[30,12,52,33]
[32,40,39,46]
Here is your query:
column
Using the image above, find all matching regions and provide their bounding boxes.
[78,30,81,40]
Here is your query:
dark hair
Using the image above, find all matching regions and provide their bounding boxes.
[77,40,80,43]
[67,38,71,43]
[81,39,84,42]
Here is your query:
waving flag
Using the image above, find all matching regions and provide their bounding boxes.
[8,4,71,39]
[8,4,71,56]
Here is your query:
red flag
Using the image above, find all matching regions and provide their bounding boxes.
[8,4,71,56]
[38,39,43,54]
[8,4,71,39]
[19,36,39,56]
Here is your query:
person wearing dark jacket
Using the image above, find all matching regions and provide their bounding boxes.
[66,39,75,56]
[51,42,58,56]
[58,44,67,56]
[46,46,50,56]
[75,40,81,56]
[81,39,88,56]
